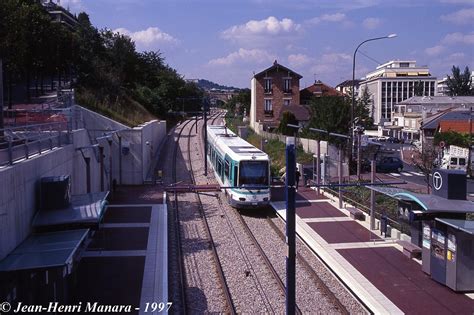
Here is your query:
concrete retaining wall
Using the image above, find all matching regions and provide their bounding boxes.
[0,129,102,260]
[0,106,167,260]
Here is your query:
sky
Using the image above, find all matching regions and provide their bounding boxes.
[62,0,473,89]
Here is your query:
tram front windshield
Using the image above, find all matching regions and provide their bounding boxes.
[239,161,268,186]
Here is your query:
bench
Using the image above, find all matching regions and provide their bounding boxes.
[346,207,365,221]
[397,240,422,259]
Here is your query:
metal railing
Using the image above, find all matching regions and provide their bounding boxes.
[0,122,71,167]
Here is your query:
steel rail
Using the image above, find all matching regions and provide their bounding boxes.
[265,214,350,315]
[186,115,237,314]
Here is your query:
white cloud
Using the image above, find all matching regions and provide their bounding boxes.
[438,0,474,5]
[362,17,381,29]
[114,27,179,47]
[440,8,474,24]
[288,54,312,68]
[425,45,445,56]
[441,32,474,45]
[221,16,302,46]
[306,13,346,25]
[208,48,276,66]
[447,52,466,60]
[320,53,351,63]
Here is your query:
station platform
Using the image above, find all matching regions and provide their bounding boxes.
[271,186,474,314]
[75,186,167,315]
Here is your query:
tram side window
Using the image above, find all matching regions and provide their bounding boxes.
[233,165,238,186]
[217,158,222,176]
[224,160,230,179]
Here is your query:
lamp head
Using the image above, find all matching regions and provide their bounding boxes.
[387,33,397,38]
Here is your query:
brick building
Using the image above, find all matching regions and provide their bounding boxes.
[300,80,342,104]
[250,61,306,131]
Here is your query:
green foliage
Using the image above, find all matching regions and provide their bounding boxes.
[434,130,470,148]
[303,96,350,145]
[0,1,203,125]
[277,111,299,136]
[225,89,250,116]
[356,86,374,129]
[447,66,473,96]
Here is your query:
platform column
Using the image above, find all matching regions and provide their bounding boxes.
[285,137,296,315]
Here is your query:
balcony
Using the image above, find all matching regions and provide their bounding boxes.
[283,89,292,94]
[264,110,273,117]
[264,89,273,95]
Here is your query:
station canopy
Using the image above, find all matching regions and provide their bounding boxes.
[367,186,474,213]
[0,229,89,272]
[436,218,474,235]
[33,192,109,228]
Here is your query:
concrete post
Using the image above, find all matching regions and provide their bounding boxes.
[108,139,113,193]
[316,140,320,195]
[370,158,376,230]
[85,157,91,193]
[118,135,122,185]
[285,137,296,315]
[204,105,208,176]
[0,59,4,134]
[357,131,361,180]
[338,145,343,208]
[99,146,104,191]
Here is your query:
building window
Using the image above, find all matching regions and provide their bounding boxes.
[264,99,272,112]
[400,62,409,68]
[283,78,292,93]
[283,99,291,106]
[264,78,272,93]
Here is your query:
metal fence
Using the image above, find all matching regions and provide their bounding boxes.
[0,122,71,167]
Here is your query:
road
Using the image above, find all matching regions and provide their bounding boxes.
[377,141,474,197]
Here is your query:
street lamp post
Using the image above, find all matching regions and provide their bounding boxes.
[352,34,397,178]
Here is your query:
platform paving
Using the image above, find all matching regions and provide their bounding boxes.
[271,186,474,314]
[75,186,167,315]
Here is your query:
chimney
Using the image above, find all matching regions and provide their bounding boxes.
[273,60,278,66]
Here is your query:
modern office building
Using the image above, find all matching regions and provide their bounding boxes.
[359,60,437,125]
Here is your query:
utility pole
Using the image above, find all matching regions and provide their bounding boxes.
[468,106,473,178]
[285,137,296,315]
[338,144,343,208]
[316,139,321,195]
[204,101,208,176]
[0,59,4,135]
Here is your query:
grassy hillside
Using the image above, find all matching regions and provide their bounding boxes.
[76,88,156,127]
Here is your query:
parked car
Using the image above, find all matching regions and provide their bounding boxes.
[387,137,401,143]
[376,156,404,173]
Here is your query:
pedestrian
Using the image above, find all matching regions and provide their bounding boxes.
[295,169,301,191]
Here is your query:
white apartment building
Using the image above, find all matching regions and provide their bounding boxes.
[438,70,474,96]
[359,60,437,125]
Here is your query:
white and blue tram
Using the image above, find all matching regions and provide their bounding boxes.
[207,125,271,208]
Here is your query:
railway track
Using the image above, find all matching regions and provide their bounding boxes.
[170,119,193,314]
[170,111,364,313]
[228,200,303,314]
[184,115,236,314]
[264,214,350,314]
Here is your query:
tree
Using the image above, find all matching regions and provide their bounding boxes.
[434,130,470,148]
[304,96,350,144]
[277,111,299,136]
[225,89,250,116]
[355,86,374,129]
[410,146,437,193]
[446,66,473,96]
